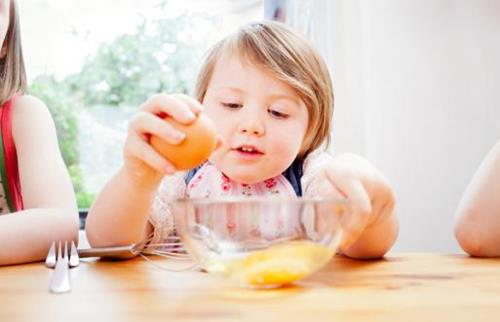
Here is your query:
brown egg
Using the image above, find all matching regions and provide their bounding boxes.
[150,113,217,171]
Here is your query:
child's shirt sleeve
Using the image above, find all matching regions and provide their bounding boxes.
[147,171,187,245]
[301,149,335,198]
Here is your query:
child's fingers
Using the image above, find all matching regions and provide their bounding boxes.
[214,135,224,150]
[139,94,196,124]
[172,93,204,114]
[339,183,371,251]
[373,194,396,226]
[324,169,372,250]
[126,133,176,175]
[129,111,186,145]
[368,175,396,224]
[307,177,345,237]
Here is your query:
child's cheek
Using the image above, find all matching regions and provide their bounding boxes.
[271,133,303,164]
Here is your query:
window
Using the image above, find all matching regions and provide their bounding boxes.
[20,0,264,210]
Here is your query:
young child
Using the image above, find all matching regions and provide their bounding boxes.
[454,138,500,257]
[86,21,398,259]
[0,0,78,265]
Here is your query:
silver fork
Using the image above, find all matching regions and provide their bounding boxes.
[46,241,79,293]
[46,240,79,268]
[69,241,80,267]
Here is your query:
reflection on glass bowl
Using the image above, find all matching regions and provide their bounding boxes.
[173,197,348,288]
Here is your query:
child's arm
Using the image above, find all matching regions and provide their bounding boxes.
[304,152,398,259]
[0,95,78,266]
[85,94,204,247]
[454,139,500,257]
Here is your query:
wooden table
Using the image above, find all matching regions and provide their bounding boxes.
[1,253,499,322]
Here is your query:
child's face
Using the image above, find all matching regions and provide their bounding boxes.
[203,54,309,184]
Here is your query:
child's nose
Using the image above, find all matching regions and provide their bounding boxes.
[237,112,265,136]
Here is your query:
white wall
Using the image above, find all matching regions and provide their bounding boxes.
[313,0,500,252]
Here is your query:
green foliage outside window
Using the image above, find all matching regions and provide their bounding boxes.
[29,10,216,208]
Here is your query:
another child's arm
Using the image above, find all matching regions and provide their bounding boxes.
[304,152,398,259]
[0,95,78,266]
[85,94,203,247]
[454,139,500,257]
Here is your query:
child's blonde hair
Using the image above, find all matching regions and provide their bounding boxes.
[0,0,26,105]
[194,21,333,159]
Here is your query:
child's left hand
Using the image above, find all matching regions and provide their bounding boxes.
[313,153,397,257]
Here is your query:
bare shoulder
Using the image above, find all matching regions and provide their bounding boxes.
[492,138,500,157]
[11,94,56,138]
[12,94,53,123]
[475,138,500,170]
[481,138,500,176]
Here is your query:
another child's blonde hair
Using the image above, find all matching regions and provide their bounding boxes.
[0,0,26,105]
[194,21,333,159]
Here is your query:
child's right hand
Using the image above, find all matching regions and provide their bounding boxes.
[123,93,204,186]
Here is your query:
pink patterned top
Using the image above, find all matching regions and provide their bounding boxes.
[186,162,297,199]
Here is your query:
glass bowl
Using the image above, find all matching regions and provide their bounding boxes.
[172,197,348,288]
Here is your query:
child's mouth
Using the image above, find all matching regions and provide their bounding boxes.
[234,145,264,158]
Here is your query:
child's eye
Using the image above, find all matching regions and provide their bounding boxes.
[268,109,289,119]
[221,102,243,109]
